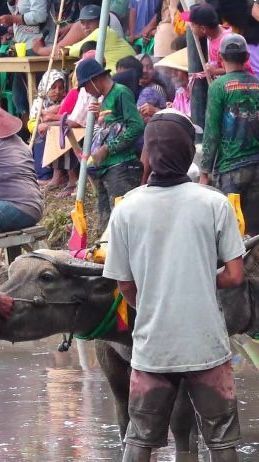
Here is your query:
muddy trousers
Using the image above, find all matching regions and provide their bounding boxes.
[122,363,240,462]
[122,445,238,462]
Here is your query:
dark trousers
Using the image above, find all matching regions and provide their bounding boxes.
[214,163,259,235]
[95,160,143,235]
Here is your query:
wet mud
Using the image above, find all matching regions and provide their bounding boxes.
[0,334,258,461]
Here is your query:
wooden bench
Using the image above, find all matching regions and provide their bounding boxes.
[0,226,48,265]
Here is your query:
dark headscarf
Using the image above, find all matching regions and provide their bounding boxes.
[113,69,141,101]
[145,110,196,188]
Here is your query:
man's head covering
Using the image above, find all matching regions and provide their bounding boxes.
[76,58,110,88]
[220,33,248,55]
[145,109,196,187]
[79,4,101,21]
[0,108,22,139]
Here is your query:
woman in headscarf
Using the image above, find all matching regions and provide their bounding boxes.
[28,70,66,186]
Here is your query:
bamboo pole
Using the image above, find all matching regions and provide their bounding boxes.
[76,0,111,202]
[180,0,212,85]
[29,0,66,149]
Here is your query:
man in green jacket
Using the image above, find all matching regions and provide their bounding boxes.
[200,33,259,235]
[76,58,144,233]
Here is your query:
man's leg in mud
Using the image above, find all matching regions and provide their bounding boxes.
[122,369,181,462]
[186,361,240,462]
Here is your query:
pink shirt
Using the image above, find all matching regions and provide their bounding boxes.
[208,26,231,69]
[172,87,190,117]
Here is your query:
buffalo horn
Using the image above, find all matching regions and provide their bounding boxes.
[57,258,104,277]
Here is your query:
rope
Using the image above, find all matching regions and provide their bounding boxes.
[29,0,66,149]
[75,293,124,341]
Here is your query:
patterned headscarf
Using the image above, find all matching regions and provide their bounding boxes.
[30,70,66,120]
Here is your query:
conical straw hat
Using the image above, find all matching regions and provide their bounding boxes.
[154,47,188,72]
[0,108,22,138]
[42,126,85,167]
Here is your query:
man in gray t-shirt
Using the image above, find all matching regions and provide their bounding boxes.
[103,109,245,462]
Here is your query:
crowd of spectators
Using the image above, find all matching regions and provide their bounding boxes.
[0,0,259,237]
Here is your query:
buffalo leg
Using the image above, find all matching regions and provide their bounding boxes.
[95,340,130,440]
[170,379,199,460]
[122,444,151,461]
[210,448,239,462]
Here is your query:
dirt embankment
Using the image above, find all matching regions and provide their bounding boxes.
[40,184,99,250]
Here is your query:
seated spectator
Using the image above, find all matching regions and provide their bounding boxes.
[115,55,143,99]
[67,5,135,72]
[76,58,144,233]
[33,1,124,56]
[28,70,66,184]
[155,47,190,116]
[136,54,168,122]
[28,70,79,194]
[0,108,43,233]
[0,0,54,120]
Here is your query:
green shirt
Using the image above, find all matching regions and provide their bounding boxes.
[100,83,144,169]
[202,71,259,174]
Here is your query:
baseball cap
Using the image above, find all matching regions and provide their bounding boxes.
[76,58,110,88]
[181,4,219,27]
[79,4,101,21]
[220,33,248,55]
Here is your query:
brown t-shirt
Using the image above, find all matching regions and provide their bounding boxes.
[0,135,43,221]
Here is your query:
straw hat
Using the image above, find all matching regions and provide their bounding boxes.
[154,48,188,72]
[0,108,22,138]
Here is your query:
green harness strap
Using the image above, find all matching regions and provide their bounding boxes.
[75,293,124,341]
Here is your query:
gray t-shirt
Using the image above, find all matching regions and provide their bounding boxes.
[103,183,245,373]
[0,135,43,221]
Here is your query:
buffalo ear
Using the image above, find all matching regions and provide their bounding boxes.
[86,276,118,305]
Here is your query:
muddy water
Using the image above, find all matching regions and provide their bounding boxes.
[0,335,258,462]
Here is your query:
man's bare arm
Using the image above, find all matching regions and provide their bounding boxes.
[217,256,244,289]
[118,281,137,308]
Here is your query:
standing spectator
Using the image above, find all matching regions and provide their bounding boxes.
[103,109,244,462]
[76,58,144,233]
[128,0,161,45]
[201,34,259,236]
[183,3,231,78]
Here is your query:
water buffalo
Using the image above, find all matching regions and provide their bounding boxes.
[1,240,259,462]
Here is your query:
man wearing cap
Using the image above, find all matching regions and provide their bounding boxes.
[103,108,245,462]
[76,58,144,233]
[0,108,43,233]
[201,33,259,236]
[67,5,135,73]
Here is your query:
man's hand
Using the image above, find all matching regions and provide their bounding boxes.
[199,173,209,185]
[118,281,137,308]
[139,103,158,118]
[0,293,14,320]
[32,38,45,55]
[38,122,49,137]
[0,15,14,26]
[92,145,108,164]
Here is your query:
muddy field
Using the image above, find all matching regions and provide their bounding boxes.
[0,335,258,462]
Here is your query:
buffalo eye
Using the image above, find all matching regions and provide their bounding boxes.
[39,271,56,282]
